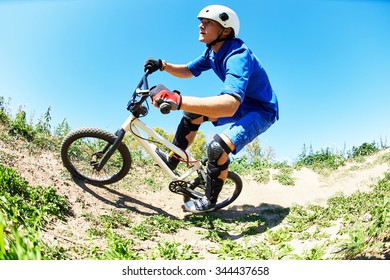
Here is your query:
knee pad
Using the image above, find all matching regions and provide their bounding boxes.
[206,135,232,202]
[172,112,202,149]
[207,135,232,179]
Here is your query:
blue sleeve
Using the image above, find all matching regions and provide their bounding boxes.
[186,50,212,77]
[220,50,251,103]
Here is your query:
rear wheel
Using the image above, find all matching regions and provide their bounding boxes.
[61,127,131,185]
[183,171,242,211]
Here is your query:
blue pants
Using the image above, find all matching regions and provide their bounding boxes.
[215,110,276,154]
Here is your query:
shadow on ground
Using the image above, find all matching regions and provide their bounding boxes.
[73,178,178,219]
[183,203,290,240]
[73,177,290,239]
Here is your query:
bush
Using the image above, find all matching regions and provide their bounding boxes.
[296,146,346,170]
[0,97,11,126]
[8,109,36,141]
[349,142,379,158]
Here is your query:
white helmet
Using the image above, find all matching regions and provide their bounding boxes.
[197,5,240,37]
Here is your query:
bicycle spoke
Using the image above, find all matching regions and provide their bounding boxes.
[61,127,131,185]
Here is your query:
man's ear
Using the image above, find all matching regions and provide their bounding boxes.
[223,27,233,36]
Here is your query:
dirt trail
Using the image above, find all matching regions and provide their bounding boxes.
[1,137,389,259]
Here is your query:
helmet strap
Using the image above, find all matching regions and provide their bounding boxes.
[206,28,226,48]
[204,28,229,60]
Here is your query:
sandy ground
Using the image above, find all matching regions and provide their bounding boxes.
[1,137,389,259]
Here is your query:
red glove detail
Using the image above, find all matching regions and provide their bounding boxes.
[150,84,182,110]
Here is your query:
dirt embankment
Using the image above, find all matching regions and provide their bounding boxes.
[1,135,389,259]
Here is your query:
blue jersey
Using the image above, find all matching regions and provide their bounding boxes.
[187,38,279,122]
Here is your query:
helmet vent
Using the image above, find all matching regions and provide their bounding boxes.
[219,12,229,21]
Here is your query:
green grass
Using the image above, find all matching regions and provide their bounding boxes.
[0,164,69,260]
[0,165,69,229]
[129,215,186,240]
[152,241,200,260]
[2,164,385,259]
[273,167,295,186]
[296,146,346,171]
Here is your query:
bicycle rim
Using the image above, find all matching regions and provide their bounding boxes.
[214,171,242,211]
[61,127,131,185]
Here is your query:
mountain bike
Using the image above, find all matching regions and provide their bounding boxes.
[60,71,242,212]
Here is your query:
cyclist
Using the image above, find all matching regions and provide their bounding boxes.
[145,4,279,213]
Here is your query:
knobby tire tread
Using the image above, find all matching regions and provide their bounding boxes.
[214,171,242,211]
[61,127,131,185]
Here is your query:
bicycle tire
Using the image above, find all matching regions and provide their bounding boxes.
[61,127,131,185]
[184,171,243,211]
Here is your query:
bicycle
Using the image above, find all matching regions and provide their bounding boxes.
[60,71,242,212]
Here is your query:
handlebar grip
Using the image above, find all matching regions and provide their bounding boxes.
[159,102,171,114]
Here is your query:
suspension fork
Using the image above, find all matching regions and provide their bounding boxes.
[95,128,126,171]
[94,71,149,172]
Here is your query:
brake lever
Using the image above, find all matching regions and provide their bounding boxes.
[135,89,150,96]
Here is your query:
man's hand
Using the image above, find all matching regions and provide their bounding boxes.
[144,58,162,74]
[149,84,182,111]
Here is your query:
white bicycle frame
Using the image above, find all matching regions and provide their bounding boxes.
[121,113,204,181]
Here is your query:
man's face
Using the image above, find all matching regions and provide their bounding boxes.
[198,18,224,44]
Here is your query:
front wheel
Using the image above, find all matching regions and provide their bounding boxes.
[61,127,131,185]
[184,171,243,211]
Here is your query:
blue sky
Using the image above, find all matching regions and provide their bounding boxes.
[0,0,389,161]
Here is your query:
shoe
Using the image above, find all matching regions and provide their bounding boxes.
[183,196,216,213]
[155,148,179,171]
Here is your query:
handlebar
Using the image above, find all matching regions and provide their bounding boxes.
[159,102,171,114]
[127,71,172,116]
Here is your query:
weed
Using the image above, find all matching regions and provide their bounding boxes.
[83,210,132,238]
[0,164,69,229]
[302,244,327,260]
[275,243,299,259]
[8,107,36,141]
[252,168,270,184]
[129,223,154,241]
[0,214,44,260]
[185,215,235,241]
[54,118,71,141]
[339,226,367,258]
[296,146,346,170]
[98,231,143,260]
[211,239,274,260]
[35,106,52,135]
[0,162,70,260]
[152,241,200,260]
[86,227,106,238]
[273,167,295,185]
[130,215,186,241]
[229,156,253,176]
[378,152,390,163]
[265,227,293,245]
[287,205,321,232]
[143,177,161,190]
[0,97,11,126]
[368,196,389,239]
[99,210,132,229]
[298,227,330,241]
[201,229,224,242]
